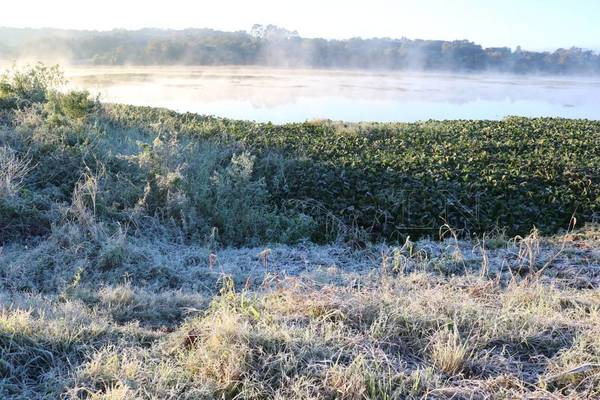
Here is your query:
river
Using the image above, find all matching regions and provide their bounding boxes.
[64,66,600,123]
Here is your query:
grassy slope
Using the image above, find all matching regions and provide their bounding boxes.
[1,67,600,398]
[1,226,600,399]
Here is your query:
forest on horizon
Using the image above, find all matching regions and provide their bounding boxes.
[1,25,599,74]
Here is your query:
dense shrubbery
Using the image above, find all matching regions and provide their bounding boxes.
[0,65,315,245]
[103,105,600,242]
[0,63,64,109]
[1,65,599,246]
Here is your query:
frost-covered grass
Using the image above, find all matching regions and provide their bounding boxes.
[2,64,600,399]
[1,225,600,399]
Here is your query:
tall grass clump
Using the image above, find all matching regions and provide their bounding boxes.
[0,145,32,199]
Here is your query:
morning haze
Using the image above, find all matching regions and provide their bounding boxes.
[0,0,599,50]
[1,22,599,122]
[1,2,600,399]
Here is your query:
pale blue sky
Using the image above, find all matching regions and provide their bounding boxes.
[1,0,598,50]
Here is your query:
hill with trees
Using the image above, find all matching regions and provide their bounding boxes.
[0,25,599,74]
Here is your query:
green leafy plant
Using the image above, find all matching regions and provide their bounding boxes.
[46,90,96,124]
[0,63,64,109]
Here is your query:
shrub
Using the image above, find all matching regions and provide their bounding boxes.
[0,146,48,242]
[46,90,96,124]
[0,63,64,109]
[209,152,279,245]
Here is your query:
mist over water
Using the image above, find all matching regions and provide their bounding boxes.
[65,66,600,123]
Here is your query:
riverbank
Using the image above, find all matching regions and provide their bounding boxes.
[1,65,600,398]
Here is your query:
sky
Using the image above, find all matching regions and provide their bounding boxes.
[0,0,598,50]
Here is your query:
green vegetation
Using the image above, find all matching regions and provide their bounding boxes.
[119,111,597,242]
[2,64,598,245]
[1,26,600,74]
[1,65,600,399]
[0,64,64,109]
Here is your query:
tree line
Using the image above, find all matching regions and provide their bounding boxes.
[0,25,598,74]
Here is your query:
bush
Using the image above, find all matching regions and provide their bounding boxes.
[0,146,48,242]
[209,152,279,245]
[46,90,96,123]
[132,136,314,246]
[0,64,64,109]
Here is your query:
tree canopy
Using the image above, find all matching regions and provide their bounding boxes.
[0,25,598,74]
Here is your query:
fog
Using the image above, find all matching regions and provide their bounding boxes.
[2,25,599,123]
[62,66,600,123]
[2,26,600,75]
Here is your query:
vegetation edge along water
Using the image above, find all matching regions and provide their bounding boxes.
[2,65,600,400]
[1,64,599,247]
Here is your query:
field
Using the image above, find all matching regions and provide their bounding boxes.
[1,65,600,399]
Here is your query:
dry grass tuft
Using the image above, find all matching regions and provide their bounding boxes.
[1,226,600,398]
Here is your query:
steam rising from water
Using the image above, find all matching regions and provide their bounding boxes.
[60,66,600,122]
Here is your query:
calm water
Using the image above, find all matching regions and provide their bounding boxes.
[65,66,600,123]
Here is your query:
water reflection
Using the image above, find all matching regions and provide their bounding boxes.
[66,66,600,123]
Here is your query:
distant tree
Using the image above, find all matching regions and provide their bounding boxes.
[0,27,598,75]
